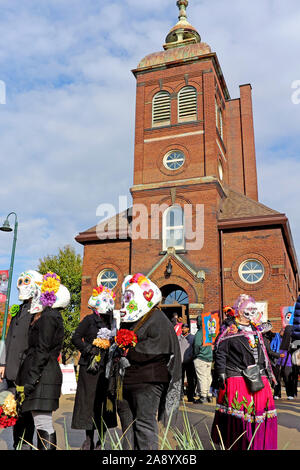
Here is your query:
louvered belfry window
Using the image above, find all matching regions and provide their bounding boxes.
[152,91,171,127]
[178,86,197,122]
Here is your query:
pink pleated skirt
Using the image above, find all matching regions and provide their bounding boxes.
[211,376,277,450]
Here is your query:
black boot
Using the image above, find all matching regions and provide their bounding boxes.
[81,430,94,450]
[37,430,57,450]
[13,411,34,449]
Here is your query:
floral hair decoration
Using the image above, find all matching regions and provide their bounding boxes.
[40,272,61,307]
[92,285,116,300]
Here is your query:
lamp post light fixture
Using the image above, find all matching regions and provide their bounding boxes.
[0,212,18,342]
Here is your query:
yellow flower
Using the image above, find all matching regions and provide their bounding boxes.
[41,277,60,294]
[2,393,17,417]
[92,338,111,349]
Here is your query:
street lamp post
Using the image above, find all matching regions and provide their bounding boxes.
[0,212,18,341]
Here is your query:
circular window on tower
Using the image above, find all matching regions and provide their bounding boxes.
[163,150,185,171]
[238,259,264,284]
[97,269,118,289]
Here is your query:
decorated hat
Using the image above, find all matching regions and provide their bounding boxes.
[88,284,116,315]
[120,273,162,323]
[40,272,70,309]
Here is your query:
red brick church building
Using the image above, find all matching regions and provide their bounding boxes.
[75,1,299,331]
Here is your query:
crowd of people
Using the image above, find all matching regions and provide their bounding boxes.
[0,269,299,451]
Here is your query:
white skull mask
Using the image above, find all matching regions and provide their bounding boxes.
[240,301,258,322]
[120,273,162,323]
[17,270,44,314]
[88,286,115,315]
[52,284,71,309]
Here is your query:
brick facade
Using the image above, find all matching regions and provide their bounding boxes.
[76,9,299,331]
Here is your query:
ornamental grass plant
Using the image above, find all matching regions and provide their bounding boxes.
[15,404,288,451]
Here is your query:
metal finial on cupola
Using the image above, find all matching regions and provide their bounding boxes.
[177,0,189,22]
[164,0,201,50]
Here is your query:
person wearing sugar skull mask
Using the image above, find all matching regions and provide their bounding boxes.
[211,294,278,450]
[15,272,70,450]
[71,285,118,450]
[0,270,43,450]
[115,273,181,450]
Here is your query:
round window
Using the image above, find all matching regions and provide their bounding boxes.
[163,150,185,170]
[238,260,264,284]
[97,269,118,289]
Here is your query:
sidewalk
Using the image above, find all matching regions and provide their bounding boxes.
[0,391,299,451]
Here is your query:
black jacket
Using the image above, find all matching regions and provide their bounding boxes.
[71,312,117,430]
[72,312,113,367]
[1,301,31,382]
[215,334,266,377]
[16,307,64,413]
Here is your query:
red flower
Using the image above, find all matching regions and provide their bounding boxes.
[115,329,138,349]
[0,406,18,429]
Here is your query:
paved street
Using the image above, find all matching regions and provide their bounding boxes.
[0,390,299,451]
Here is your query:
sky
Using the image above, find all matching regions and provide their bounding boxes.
[0,0,300,305]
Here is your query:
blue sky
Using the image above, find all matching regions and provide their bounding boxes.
[0,0,300,305]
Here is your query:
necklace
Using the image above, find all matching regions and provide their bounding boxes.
[235,319,259,349]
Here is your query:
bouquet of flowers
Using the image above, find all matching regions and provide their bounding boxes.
[115,329,138,354]
[109,329,138,402]
[87,328,113,374]
[0,391,18,428]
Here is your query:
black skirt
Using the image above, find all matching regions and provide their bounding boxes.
[71,365,117,431]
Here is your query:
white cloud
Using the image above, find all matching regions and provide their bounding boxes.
[0,0,299,303]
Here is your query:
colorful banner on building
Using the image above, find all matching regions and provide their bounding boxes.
[0,270,9,303]
[202,311,220,346]
[280,306,295,327]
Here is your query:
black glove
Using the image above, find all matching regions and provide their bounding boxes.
[218,374,226,390]
[24,383,35,396]
[90,346,100,356]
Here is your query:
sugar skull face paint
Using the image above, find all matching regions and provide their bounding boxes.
[237,300,257,324]
[88,285,115,315]
[120,273,162,323]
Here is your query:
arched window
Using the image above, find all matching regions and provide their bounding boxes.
[215,98,224,140]
[162,205,185,251]
[152,91,171,127]
[178,86,197,122]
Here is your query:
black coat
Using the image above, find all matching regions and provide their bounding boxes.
[71,312,117,430]
[0,301,31,382]
[16,307,64,413]
[72,312,113,366]
[214,334,266,377]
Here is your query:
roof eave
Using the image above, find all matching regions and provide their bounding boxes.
[218,213,299,281]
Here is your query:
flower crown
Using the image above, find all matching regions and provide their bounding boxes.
[92,285,116,300]
[40,272,61,307]
[126,273,150,290]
